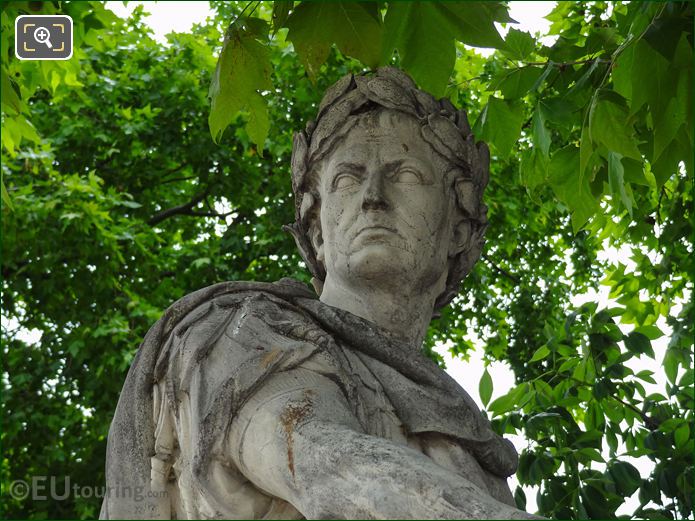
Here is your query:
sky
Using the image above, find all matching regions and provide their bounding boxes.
[13,1,680,515]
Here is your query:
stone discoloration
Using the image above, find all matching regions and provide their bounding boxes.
[279,389,315,479]
[260,348,282,368]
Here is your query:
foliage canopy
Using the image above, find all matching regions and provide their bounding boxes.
[1,1,692,519]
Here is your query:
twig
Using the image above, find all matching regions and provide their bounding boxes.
[159,175,197,186]
[482,253,520,284]
[656,186,666,226]
[147,191,208,226]
[521,57,607,67]
[450,74,488,87]
[566,375,661,430]
[610,394,660,431]
[226,0,262,37]
[186,210,235,220]
[228,1,256,32]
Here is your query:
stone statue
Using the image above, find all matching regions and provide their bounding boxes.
[101,67,538,520]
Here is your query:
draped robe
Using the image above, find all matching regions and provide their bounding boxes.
[100,278,518,519]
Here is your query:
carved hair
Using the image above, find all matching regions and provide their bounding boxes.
[284,67,489,310]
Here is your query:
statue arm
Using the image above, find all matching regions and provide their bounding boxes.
[228,367,538,519]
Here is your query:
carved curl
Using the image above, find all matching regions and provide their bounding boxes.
[284,67,489,311]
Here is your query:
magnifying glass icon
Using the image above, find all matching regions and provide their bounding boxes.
[34,26,53,49]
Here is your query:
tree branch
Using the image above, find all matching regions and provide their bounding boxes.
[520,57,608,67]
[482,253,520,284]
[610,394,661,431]
[159,175,197,185]
[186,210,235,220]
[566,375,661,430]
[147,191,208,226]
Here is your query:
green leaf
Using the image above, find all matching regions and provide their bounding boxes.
[609,461,641,497]
[584,401,604,431]
[650,132,688,186]
[438,2,506,48]
[501,28,535,61]
[529,344,550,363]
[578,447,604,463]
[492,66,542,99]
[192,257,211,269]
[626,331,657,358]
[588,91,642,160]
[532,102,551,156]
[208,21,272,151]
[579,124,594,181]
[634,325,664,340]
[382,2,455,96]
[612,42,633,101]
[652,74,687,162]
[607,152,633,216]
[642,11,691,60]
[635,369,657,384]
[472,97,524,159]
[1,180,13,211]
[674,423,689,449]
[382,2,507,95]
[1,69,22,115]
[548,146,599,232]
[663,349,679,384]
[603,400,625,423]
[479,367,493,407]
[271,1,293,33]
[531,62,554,92]
[519,148,548,193]
[630,39,675,117]
[514,486,526,511]
[287,2,382,78]
[679,369,694,387]
[488,383,527,415]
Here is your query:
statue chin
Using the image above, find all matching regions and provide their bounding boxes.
[345,244,415,283]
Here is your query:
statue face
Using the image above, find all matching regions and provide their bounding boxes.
[315,113,455,291]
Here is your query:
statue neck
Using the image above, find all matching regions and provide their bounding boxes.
[318,273,445,350]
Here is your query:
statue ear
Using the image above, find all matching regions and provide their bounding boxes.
[449,177,478,257]
[308,224,325,296]
[449,218,471,258]
[309,221,324,264]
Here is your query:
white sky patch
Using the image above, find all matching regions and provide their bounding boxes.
[2,314,42,346]
[505,1,557,46]
[469,1,556,58]
[105,1,214,44]
[213,196,234,237]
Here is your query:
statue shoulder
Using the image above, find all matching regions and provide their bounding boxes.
[159,278,315,329]
[148,278,313,346]
[104,279,318,520]
[149,278,322,384]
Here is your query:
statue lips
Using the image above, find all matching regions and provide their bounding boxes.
[351,225,401,247]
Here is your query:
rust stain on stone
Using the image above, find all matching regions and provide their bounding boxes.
[279,390,315,479]
[260,348,282,368]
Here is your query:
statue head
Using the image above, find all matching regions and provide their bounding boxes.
[286,67,489,311]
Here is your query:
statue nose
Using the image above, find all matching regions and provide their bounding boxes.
[361,173,389,211]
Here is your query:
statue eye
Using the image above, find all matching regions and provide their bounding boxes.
[333,173,360,190]
[393,168,422,184]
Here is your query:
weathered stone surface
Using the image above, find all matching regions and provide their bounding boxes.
[101,68,540,520]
